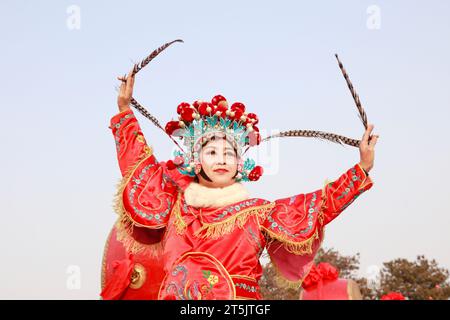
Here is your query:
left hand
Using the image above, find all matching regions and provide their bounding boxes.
[359,124,379,173]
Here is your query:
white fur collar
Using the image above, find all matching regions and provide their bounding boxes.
[184,182,250,208]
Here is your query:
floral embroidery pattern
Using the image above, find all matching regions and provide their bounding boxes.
[235,282,258,293]
[203,270,219,288]
[213,199,263,221]
[128,163,172,222]
[336,167,361,200]
[165,264,203,300]
[166,265,189,300]
[266,193,317,238]
[339,188,366,212]
[113,113,135,152]
[247,227,263,256]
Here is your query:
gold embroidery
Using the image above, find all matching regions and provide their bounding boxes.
[231,274,257,281]
[173,193,187,235]
[136,134,145,144]
[194,202,276,239]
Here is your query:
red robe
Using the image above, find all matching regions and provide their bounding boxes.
[100,109,374,300]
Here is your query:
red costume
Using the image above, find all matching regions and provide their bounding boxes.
[100,103,374,300]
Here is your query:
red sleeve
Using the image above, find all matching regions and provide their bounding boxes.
[321,163,374,225]
[108,109,193,229]
[260,163,374,288]
[109,109,172,229]
[109,109,152,177]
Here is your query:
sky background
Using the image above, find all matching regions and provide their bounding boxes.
[1,0,449,299]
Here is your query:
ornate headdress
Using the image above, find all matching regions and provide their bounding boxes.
[120,40,370,183]
[164,95,263,181]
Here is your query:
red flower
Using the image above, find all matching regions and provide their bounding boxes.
[302,263,339,290]
[248,166,263,181]
[177,102,190,114]
[317,263,339,281]
[165,121,181,135]
[381,292,406,300]
[302,265,322,290]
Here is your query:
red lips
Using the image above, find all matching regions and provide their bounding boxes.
[213,168,229,173]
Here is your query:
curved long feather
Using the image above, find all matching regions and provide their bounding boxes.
[132,39,184,76]
[261,129,360,147]
[120,39,185,150]
[335,54,368,129]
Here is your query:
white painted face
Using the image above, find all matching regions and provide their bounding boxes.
[197,136,239,188]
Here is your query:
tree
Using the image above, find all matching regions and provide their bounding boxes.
[259,249,450,300]
[314,247,377,299]
[376,255,450,300]
[260,247,374,299]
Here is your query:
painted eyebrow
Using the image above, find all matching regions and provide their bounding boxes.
[203,146,235,151]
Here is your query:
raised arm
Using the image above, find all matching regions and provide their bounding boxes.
[109,108,152,176]
[110,67,152,176]
[322,123,378,224]
[109,67,174,230]
[259,125,378,288]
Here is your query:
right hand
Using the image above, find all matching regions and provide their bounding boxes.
[117,66,135,112]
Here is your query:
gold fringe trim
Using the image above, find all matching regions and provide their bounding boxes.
[261,189,327,255]
[115,217,164,257]
[267,246,317,290]
[172,193,187,235]
[262,226,320,256]
[269,253,303,290]
[194,202,276,239]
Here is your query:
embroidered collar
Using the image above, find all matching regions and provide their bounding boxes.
[184,182,250,208]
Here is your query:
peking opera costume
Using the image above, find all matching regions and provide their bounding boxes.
[100,41,374,300]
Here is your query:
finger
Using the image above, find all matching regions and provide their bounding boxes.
[130,69,135,87]
[369,135,379,147]
[119,80,126,96]
[362,124,374,145]
[125,68,134,96]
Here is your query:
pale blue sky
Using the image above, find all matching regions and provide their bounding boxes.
[1,0,449,299]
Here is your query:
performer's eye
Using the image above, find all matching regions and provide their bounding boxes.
[207,150,216,155]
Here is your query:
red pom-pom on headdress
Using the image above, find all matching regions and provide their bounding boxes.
[248,166,263,181]
[177,102,191,115]
[165,120,181,135]
[198,102,215,117]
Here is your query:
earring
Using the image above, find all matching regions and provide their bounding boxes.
[195,163,202,174]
